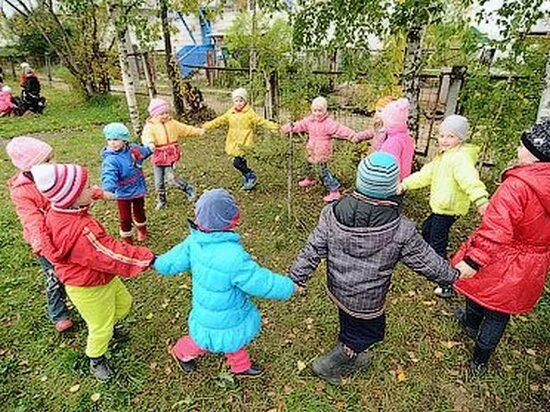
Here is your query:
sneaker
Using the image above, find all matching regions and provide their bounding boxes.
[89,356,114,382]
[185,184,196,202]
[323,190,341,203]
[155,201,166,211]
[469,360,488,377]
[54,318,73,333]
[454,308,478,340]
[242,172,258,190]
[172,350,196,373]
[298,177,317,187]
[136,226,148,242]
[434,285,453,298]
[234,364,264,379]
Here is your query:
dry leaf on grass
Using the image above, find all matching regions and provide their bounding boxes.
[526,348,537,356]
[297,360,307,372]
[69,384,80,393]
[90,393,101,402]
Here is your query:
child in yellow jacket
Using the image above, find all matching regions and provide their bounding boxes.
[398,115,489,298]
[203,88,280,190]
[141,98,205,209]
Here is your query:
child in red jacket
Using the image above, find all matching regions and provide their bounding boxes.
[6,137,73,333]
[32,163,155,382]
[452,120,550,376]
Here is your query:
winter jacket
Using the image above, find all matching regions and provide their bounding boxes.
[141,117,203,166]
[401,144,489,216]
[155,227,295,353]
[452,163,550,315]
[100,144,152,199]
[356,125,415,180]
[0,91,14,114]
[39,207,153,287]
[203,104,279,157]
[290,200,458,319]
[285,113,355,164]
[7,172,50,255]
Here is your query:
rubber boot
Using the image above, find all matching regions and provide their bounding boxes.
[89,355,114,382]
[156,191,167,210]
[136,225,148,242]
[311,342,357,385]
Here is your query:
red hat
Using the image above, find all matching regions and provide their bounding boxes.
[31,164,89,209]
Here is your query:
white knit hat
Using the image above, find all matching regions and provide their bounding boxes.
[311,96,328,110]
[231,87,248,102]
[440,115,469,141]
[31,164,89,209]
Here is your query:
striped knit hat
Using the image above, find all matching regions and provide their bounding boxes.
[356,152,399,199]
[31,164,89,209]
[521,120,550,162]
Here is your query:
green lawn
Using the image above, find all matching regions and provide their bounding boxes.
[0,84,548,411]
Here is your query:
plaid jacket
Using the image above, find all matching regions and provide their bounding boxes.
[290,204,458,319]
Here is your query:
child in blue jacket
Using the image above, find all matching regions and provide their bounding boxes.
[100,123,152,244]
[154,188,296,378]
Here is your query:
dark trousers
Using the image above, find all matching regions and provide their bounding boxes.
[37,256,70,323]
[233,156,252,176]
[338,309,386,353]
[463,298,510,364]
[422,213,457,288]
[117,197,146,235]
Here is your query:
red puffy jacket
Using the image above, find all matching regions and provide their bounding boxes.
[452,163,550,314]
[40,207,154,287]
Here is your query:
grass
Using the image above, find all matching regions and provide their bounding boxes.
[0,84,549,411]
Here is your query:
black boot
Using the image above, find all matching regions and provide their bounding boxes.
[234,364,264,379]
[469,344,491,378]
[156,191,167,210]
[454,308,478,340]
[172,353,196,373]
[311,342,358,385]
[89,355,114,382]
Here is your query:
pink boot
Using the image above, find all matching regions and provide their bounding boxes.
[298,177,317,187]
[323,190,341,203]
[55,318,73,333]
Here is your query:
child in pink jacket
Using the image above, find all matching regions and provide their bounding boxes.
[0,85,15,117]
[281,96,358,202]
[355,98,415,180]
[5,137,73,333]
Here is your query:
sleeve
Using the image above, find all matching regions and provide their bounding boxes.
[354,129,375,141]
[9,190,46,254]
[290,118,310,134]
[231,252,295,300]
[289,206,331,285]
[137,144,153,160]
[453,157,489,206]
[141,123,155,148]
[253,112,280,133]
[401,161,434,191]
[203,111,230,131]
[100,158,120,194]
[71,223,154,277]
[153,239,191,276]
[327,118,356,141]
[399,225,459,285]
[462,178,527,267]
[175,121,203,138]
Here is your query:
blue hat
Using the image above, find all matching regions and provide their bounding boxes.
[195,188,240,231]
[356,152,399,199]
[103,123,130,141]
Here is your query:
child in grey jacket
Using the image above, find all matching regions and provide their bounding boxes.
[289,152,459,385]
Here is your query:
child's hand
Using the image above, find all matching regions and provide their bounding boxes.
[455,260,477,278]
[477,203,488,216]
[199,128,206,136]
[281,123,292,134]
[91,185,105,200]
[130,147,144,162]
[396,183,405,195]
[147,143,155,151]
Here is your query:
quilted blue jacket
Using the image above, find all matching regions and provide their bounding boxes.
[154,228,295,353]
[100,144,152,199]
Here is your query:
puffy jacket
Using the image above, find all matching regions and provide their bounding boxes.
[401,144,489,216]
[100,144,152,199]
[452,163,550,314]
[285,113,355,164]
[290,201,458,319]
[155,227,295,353]
[39,207,153,286]
[0,91,14,114]
[141,117,203,166]
[203,104,279,157]
[7,172,50,255]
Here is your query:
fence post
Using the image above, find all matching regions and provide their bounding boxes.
[444,66,466,116]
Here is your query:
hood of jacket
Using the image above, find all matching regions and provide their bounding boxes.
[504,162,550,214]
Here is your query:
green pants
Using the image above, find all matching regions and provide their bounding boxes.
[65,277,132,358]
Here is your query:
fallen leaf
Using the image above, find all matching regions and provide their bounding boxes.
[145,313,154,320]
[407,291,416,296]
[39,376,47,382]
[397,367,407,382]
[284,384,293,394]
[149,362,157,370]
[530,384,540,392]
[336,401,346,409]
[407,351,420,363]
[434,351,444,360]
[526,348,537,356]
[91,393,101,402]
[422,300,436,306]
[297,360,306,372]
[443,341,460,349]
[69,384,80,393]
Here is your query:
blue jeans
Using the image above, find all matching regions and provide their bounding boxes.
[303,162,340,192]
[153,164,190,195]
[37,257,70,323]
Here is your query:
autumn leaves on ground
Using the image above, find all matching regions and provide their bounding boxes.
[0,84,548,411]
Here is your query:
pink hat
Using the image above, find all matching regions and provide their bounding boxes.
[5,136,53,171]
[31,164,89,209]
[380,98,410,130]
[148,98,170,117]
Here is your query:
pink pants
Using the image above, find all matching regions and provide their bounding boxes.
[173,335,252,373]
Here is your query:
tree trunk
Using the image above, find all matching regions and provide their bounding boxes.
[537,51,550,122]
[159,0,185,115]
[402,25,423,140]
[248,0,257,106]
[264,71,279,121]
[142,51,157,99]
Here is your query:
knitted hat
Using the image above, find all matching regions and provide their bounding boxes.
[195,188,240,232]
[148,98,170,117]
[6,136,53,171]
[440,115,469,141]
[521,120,550,162]
[20,62,30,69]
[231,87,248,102]
[356,152,399,199]
[103,122,130,141]
[374,96,396,111]
[31,164,89,209]
[2,85,12,94]
[380,98,410,130]
[311,96,328,111]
